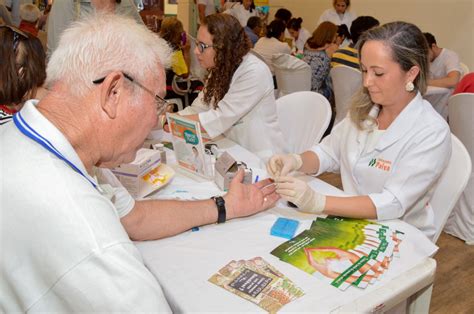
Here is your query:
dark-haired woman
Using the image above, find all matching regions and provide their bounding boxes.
[224,0,260,27]
[1,25,46,125]
[287,17,311,54]
[254,19,291,74]
[178,14,286,160]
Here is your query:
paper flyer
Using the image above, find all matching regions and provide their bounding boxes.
[166,113,212,178]
[271,217,404,291]
[209,257,304,313]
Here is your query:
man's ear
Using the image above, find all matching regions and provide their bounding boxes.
[99,71,124,119]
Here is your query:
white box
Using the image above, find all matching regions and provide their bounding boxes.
[111,148,162,199]
[214,152,252,191]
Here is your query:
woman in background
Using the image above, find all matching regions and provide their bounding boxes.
[176,14,286,160]
[254,19,291,75]
[318,0,357,30]
[1,25,46,125]
[287,17,311,54]
[303,21,339,102]
[267,22,451,240]
[224,0,260,27]
[159,17,191,102]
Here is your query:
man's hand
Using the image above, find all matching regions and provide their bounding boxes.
[266,154,303,178]
[275,176,326,214]
[224,169,279,219]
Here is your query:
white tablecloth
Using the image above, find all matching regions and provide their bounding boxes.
[135,135,438,312]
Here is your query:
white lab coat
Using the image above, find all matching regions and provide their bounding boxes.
[179,53,286,160]
[317,8,357,29]
[293,27,312,53]
[224,3,258,27]
[311,93,451,240]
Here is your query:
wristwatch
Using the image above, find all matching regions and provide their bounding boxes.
[211,196,226,224]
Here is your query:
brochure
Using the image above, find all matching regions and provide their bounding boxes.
[209,257,304,313]
[271,217,404,291]
[166,113,212,178]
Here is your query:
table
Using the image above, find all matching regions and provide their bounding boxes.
[136,137,438,313]
[425,86,452,120]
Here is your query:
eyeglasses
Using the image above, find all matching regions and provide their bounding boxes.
[92,72,169,115]
[187,34,214,53]
[1,25,28,51]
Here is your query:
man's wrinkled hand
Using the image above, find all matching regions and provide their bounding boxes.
[224,169,279,219]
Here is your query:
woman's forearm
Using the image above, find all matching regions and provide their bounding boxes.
[323,195,377,219]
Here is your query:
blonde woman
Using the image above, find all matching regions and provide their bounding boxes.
[267,22,451,240]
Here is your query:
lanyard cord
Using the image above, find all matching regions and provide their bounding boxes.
[13,112,99,189]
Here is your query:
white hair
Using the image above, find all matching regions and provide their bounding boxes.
[46,13,172,98]
[20,3,41,22]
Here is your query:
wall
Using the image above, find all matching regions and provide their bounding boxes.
[269,0,474,71]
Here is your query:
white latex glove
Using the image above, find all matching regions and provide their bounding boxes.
[266,154,303,178]
[275,176,326,214]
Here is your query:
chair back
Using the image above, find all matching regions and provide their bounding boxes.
[430,134,471,243]
[250,49,272,72]
[444,93,474,243]
[272,53,311,98]
[276,91,332,153]
[330,65,362,124]
[459,62,470,78]
[448,93,474,156]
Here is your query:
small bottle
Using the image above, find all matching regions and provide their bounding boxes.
[154,143,167,164]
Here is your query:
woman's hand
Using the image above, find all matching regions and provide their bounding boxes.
[266,153,303,178]
[275,176,326,214]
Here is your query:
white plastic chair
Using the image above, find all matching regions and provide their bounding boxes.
[459,62,470,78]
[429,134,471,243]
[250,49,272,73]
[444,93,474,244]
[272,53,312,98]
[276,91,332,153]
[330,65,362,124]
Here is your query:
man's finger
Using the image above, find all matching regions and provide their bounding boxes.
[274,176,295,184]
[275,182,296,190]
[262,192,279,208]
[230,168,244,185]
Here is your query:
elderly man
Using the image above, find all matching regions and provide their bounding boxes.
[0,13,278,311]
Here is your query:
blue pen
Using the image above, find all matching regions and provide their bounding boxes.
[254,175,259,183]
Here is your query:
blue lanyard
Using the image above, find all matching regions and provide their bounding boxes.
[13,111,99,190]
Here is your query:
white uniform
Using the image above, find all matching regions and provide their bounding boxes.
[311,93,451,240]
[46,0,143,56]
[0,101,171,312]
[180,53,286,160]
[293,27,312,53]
[224,3,258,27]
[197,0,216,18]
[430,48,462,80]
[253,36,291,74]
[317,8,357,29]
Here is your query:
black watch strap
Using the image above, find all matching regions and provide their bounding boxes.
[211,196,226,224]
